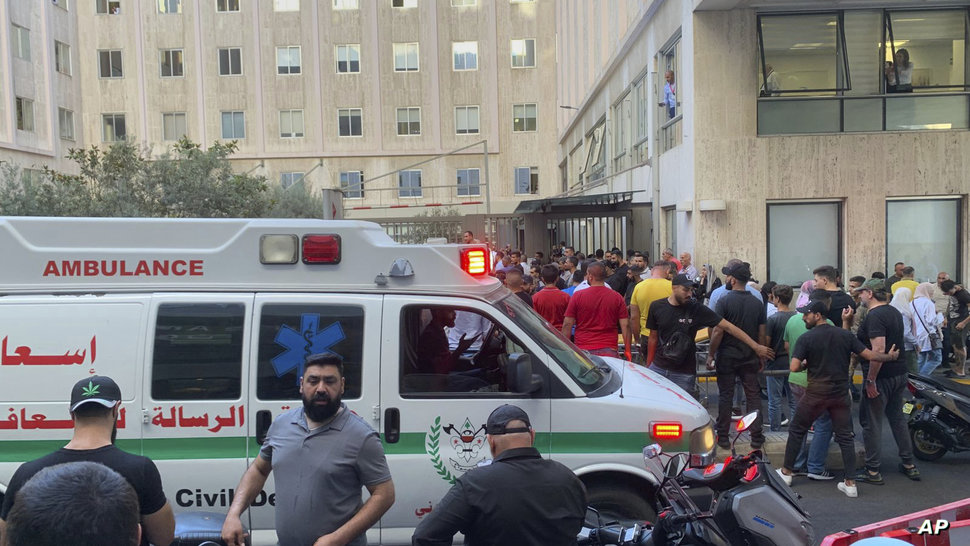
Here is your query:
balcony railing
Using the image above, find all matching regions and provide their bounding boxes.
[757,92,970,135]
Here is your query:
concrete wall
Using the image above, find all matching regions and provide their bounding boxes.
[692,9,970,283]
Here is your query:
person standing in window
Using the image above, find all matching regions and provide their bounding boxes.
[760,64,780,97]
[659,70,676,119]
[885,49,913,93]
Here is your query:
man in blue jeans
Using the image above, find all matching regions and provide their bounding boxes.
[765,284,796,432]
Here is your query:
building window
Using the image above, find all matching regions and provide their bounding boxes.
[333,0,358,9]
[511,0,534,3]
[157,0,182,14]
[279,109,305,138]
[396,107,421,136]
[393,42,419,72]
[340,171,364,199]
[102,113,127,142]
[452,0,476,5]
[336,44,360,73]
[452,42,478,71]
[338,108,362,137]
[59,108,75,140]
[398,170,422,198]
[162,112,187,141]
[757,13,847,95]
[767,201,842,285]
[276,46,301,75]
[393,0,417,7]
[280,172,304,189]
[457,168,480,196]
[220,111,245,139]
[512,103,537,132]
[886,198,962,282]
[274,0,299,11]
[15,98,34,132]
[455,105,479,134]
[664,207,677,257]
[98,50,123,78]
[12,25,30,61]
[513,166,538,195]
[97,0,121,13]
[885,10,966,91]
[52,0,70,11]
[510,38,535,68]
[55,41,72,75]
[218,48,242,75]
[160,49,184,77]
[216,0,239,12]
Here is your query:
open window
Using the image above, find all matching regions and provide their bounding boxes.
[399,305,542,396]
[757,12,850,96]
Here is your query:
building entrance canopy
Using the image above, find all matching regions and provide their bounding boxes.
[513,191,637,214]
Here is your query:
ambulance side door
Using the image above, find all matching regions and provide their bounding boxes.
[142,295,254,519]
[247,294,383,543]
[378,295,556,544]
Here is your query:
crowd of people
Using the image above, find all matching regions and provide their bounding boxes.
[481,235,969,499]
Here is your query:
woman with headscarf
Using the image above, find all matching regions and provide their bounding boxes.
[912,282,944,376]
[795,280,814,309]
[890,286,919,374]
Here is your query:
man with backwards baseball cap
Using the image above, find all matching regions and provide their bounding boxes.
[412,404,587,546]
[0,376,174,546]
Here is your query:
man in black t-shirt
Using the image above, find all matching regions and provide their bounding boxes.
[0,376,174,546]
[849,278,921,484]
[941,279,970,377]
[708,262,769,448]
[777,299,900,498]
[646,275,772,400]
[812,265,857,329]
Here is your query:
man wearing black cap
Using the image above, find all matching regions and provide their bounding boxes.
[0,376,174,546]
[646,274,772,399]
[776,299,901,498]
[707,261,770,448]
[412,404,587,546]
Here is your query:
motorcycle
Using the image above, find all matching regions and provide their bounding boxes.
[578,411,813,545]
[905,373,970,461]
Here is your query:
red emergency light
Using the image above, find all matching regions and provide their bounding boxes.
[460,247,489,276]
[651,422,683,440]
[302,234,341,264]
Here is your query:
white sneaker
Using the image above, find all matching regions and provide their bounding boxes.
[776,468,792,486]
[838,481,858,498]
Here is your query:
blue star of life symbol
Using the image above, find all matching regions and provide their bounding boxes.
[272,314,346,384]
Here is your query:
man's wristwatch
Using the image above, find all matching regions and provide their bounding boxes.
[865,379,875,385]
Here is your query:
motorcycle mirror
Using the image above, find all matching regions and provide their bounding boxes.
[665,453,688,479]
[643,443,663,462]
[737,411,760,433]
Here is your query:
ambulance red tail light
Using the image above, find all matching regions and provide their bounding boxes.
[302,235,341,264]
[460,247,489,276]
[651,422,683,440]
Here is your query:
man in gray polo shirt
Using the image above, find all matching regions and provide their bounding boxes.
[222,354,395,546]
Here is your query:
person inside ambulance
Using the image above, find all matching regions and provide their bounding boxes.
[416,308,481,375]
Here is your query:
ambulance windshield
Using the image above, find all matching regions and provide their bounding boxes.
[493,295,610,393]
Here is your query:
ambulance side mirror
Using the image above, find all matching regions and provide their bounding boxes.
[508,353,542,394]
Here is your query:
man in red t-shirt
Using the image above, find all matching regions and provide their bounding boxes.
[533,264,570,330]
[562,262,632,359]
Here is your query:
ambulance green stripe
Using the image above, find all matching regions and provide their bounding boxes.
[0,433,690,462]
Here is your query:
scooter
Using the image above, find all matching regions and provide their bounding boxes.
[905,373,970,461]
[578,411,813,545]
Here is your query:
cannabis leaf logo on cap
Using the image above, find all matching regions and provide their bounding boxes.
[82,381,100,397]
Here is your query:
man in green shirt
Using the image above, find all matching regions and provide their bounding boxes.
[783,292,834,480]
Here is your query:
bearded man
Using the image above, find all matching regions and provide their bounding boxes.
[222,353,395,546]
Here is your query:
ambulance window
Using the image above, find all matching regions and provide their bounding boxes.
[256,304,364,400]
[152,303,244,400]
[399,305,543,396]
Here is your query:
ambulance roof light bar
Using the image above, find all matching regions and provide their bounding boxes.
[302,234,341,264]
[460,247,489,276]
[260,235,299,264]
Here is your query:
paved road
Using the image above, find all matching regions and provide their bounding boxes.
[701,384,970,545]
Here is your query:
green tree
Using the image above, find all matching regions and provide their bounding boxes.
[0,139,324,218]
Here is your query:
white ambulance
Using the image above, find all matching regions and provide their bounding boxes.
[0,217,715,545]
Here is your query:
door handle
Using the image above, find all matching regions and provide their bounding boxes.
[256,410,272,445]
[384,407,400,444]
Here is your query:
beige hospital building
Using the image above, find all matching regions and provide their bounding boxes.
[2,0,968,284]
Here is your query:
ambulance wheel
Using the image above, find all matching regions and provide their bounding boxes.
[910,425,946,461]
[586,481,656,523]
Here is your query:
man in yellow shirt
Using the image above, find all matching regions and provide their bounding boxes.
[630,261,674,359]
[890,266,918,300]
